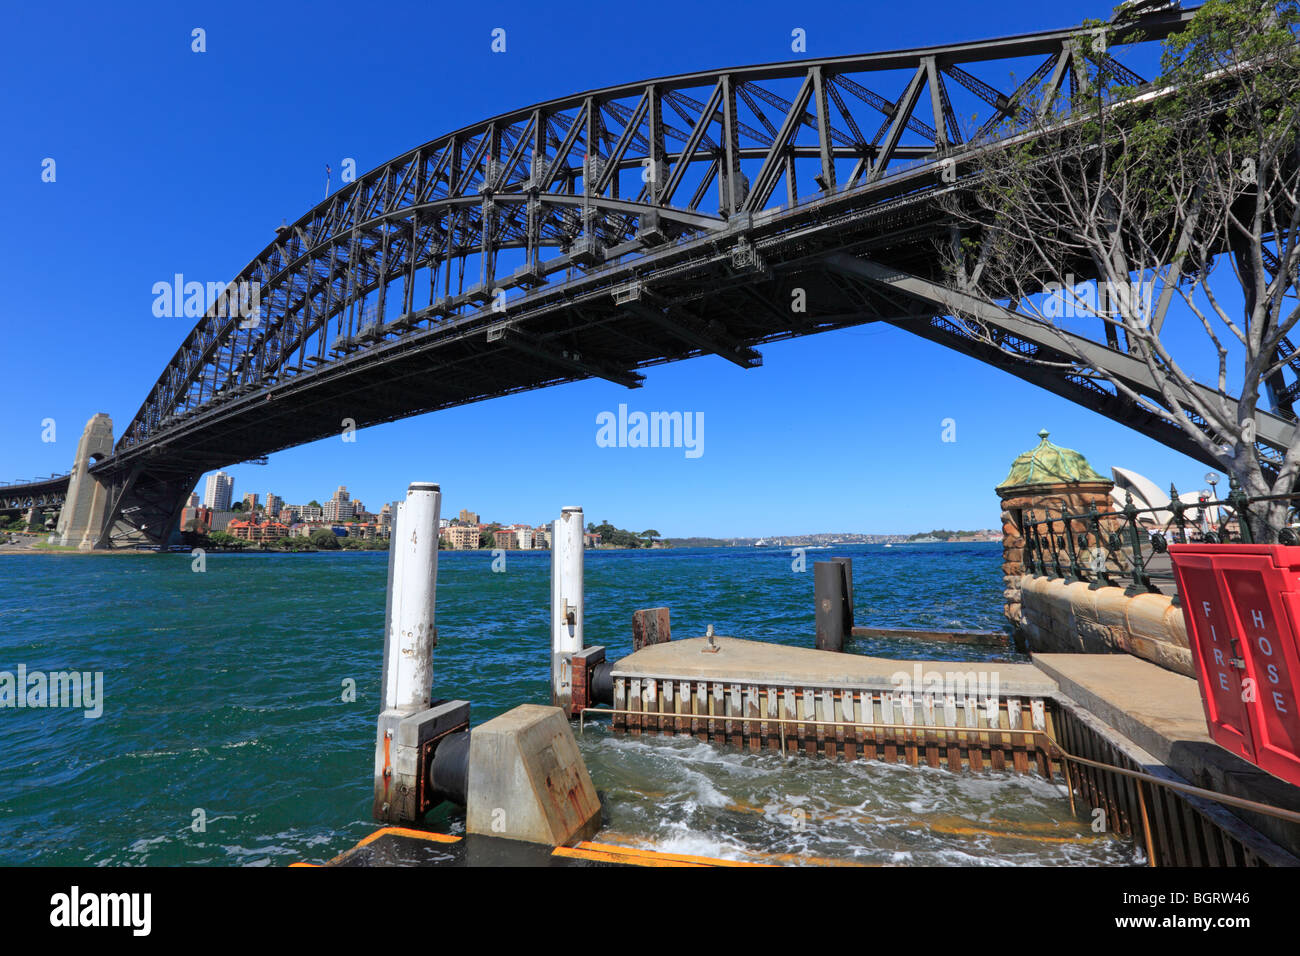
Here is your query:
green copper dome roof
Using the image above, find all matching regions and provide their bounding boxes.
[996,429,1106,490]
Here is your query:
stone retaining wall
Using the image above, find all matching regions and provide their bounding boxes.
[1016,574,1194,678]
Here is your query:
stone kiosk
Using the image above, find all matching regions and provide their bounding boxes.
[995,430,1194,677]
[995,430,1114,627]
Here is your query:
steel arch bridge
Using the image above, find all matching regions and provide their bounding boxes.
[6,2,1296,546]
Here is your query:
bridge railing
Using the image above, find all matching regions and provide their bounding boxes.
[1019,480,1300,602]
[0,474,63,489]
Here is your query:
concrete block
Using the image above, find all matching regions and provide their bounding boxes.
[467,704,601,846]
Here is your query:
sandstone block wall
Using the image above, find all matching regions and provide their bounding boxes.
[1016,574,1194,678]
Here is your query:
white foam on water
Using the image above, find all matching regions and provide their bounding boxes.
[578,725,1140,867]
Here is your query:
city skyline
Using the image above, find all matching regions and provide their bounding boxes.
[183,469,1008,541]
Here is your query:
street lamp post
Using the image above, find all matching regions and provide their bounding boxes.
[1205,473,1220,538]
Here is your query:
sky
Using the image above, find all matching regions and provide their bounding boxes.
[0,0,1234,538]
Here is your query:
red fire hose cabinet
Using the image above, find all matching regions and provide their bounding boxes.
[1169,544,1300,788]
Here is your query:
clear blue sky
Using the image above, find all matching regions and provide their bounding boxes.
[0,0,1227,537]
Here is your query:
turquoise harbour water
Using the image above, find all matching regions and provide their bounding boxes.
[0,542,1138,866]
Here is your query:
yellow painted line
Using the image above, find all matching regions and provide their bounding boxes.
[321,825,463,866]
[907,821,1111,845]
[923,813,1096,836]
[554,845,711,867]
[356,826,462,848]
[559,840,764,867]
[593,830,874,867]
[742,851,875,867]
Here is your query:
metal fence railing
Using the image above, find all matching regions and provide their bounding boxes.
[1021,479,1300,602]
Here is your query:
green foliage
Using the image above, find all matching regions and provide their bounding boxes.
[208,530,245,550]
[964,0,1300,250]
[309,528,341,550]
[274,536,315,551]
[589,520,647,548]
[947,0,1300,515]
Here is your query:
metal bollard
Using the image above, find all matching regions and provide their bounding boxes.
[814,560,846,652]
[551,505,585,715]
[373,482,470,824]
[831,556,855,633]
[381,483,441,714]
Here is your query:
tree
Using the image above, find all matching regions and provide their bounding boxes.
[588,520,645,548]
[308,499,322,509]
[231,501,244,513]
[310,528,341,550]
[940,0,1300,534]
[208,530,244,550]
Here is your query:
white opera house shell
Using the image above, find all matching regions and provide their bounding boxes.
[1109,466,1223,531]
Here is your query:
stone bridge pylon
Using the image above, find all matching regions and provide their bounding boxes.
[54,414,114,550]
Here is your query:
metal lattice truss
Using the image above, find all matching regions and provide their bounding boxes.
[115,4,1195,465]
[0,479,66,513]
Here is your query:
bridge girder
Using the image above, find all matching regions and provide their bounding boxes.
[823,255,1296,482]
[116,6,1196,461]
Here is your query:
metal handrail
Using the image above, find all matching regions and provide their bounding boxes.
[1019,479,1300,598]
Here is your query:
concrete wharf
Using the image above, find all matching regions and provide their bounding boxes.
[589,635,1300,866]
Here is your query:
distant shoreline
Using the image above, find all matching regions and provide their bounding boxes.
[0,536,1000,556]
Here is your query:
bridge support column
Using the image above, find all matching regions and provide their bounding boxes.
[55,414,114,550]
[550,505,585,715]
